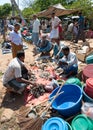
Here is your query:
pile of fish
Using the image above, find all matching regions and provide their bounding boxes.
[30,84,46,98]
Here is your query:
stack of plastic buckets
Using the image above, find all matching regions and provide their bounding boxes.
[42,117,72,130]
[83,78,93,102]
[82,64,93,82]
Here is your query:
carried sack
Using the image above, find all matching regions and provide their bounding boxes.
[8,79,27,91]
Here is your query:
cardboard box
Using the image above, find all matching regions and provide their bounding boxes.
[76,49,93,62]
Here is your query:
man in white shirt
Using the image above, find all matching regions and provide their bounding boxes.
[32,14,40,46]
[67,21,74,32]
[9,23,23,58]
[41,20,47,33]
[50,12,61,45]
[3,51,34,94]
[58,46,78,77]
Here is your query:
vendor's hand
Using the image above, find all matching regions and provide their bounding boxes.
[28,70,32,75]
[59,61,68,66]
[61,62,68,65]
[29,81,36,86]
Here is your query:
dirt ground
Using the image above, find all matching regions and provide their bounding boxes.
[0,39,35,130]
[0,36,93,130]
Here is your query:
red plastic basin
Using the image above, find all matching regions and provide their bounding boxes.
[82,64,93,82]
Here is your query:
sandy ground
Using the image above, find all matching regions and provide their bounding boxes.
[0,40,35,129]
[0,36,93,129]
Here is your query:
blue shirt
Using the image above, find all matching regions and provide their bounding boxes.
[78,15,84,29]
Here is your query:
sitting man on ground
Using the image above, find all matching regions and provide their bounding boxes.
[3,50,35,94]
[57,46,78,77]
[35,35,53,56]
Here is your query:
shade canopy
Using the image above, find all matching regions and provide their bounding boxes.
[37,3,78,18]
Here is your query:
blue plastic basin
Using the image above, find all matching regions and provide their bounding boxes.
[50,84,82,117]
[66,122,72,130]
[42,117,68,130]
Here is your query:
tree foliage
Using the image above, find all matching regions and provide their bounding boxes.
[67,0,93,18]
[22,7,35,18]
[33,0,67,11]
[0,3,12,17]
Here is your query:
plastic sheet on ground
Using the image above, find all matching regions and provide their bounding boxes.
[24,66,60,107]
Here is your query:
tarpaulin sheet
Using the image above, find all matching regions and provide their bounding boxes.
[24,66,58,106]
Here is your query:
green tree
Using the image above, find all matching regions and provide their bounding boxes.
[67,0,93,18]
[0,6,3,17]
[0,3,12,17]
[33,0,68,11]
[22,7,35,18]
[22,0,68,12]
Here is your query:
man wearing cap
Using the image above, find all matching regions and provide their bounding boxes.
[50,12,61,45]
[58,46,78,77]
[9,23,23,58]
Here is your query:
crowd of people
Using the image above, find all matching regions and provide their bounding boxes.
[0,11,89,95]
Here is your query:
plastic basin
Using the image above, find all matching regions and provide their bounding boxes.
[86,78,93,88]
[85,78,93,98]
[65,78,82,88]
[82,64,93,82]
[71,114,93,130]
[86,55,93,64]
[50,84,82,117]
[83,86,93,103]
[84,87,93,98]
[42,117,68,130]
[66,122,72,130]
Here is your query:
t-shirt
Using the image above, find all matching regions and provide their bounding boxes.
[51,16,61,29]
[41,24,47,30]
[9,30,23,45]
[32,18,40,33]
[78,16,84,29]
[67,23,74,32]
[3,58,24,85]
[60,52,78,67]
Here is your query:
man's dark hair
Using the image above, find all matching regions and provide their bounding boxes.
[78,12,82,15]
[14,23,20,27]
[62,46,70,51]
[51,12,55,15]
[17,50,25,58]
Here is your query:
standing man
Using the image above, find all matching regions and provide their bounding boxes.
[9,23,23,58]
[50,12,61,45]
[3,51,35,94]
[74,12,85,43]
[32,14,41,46]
